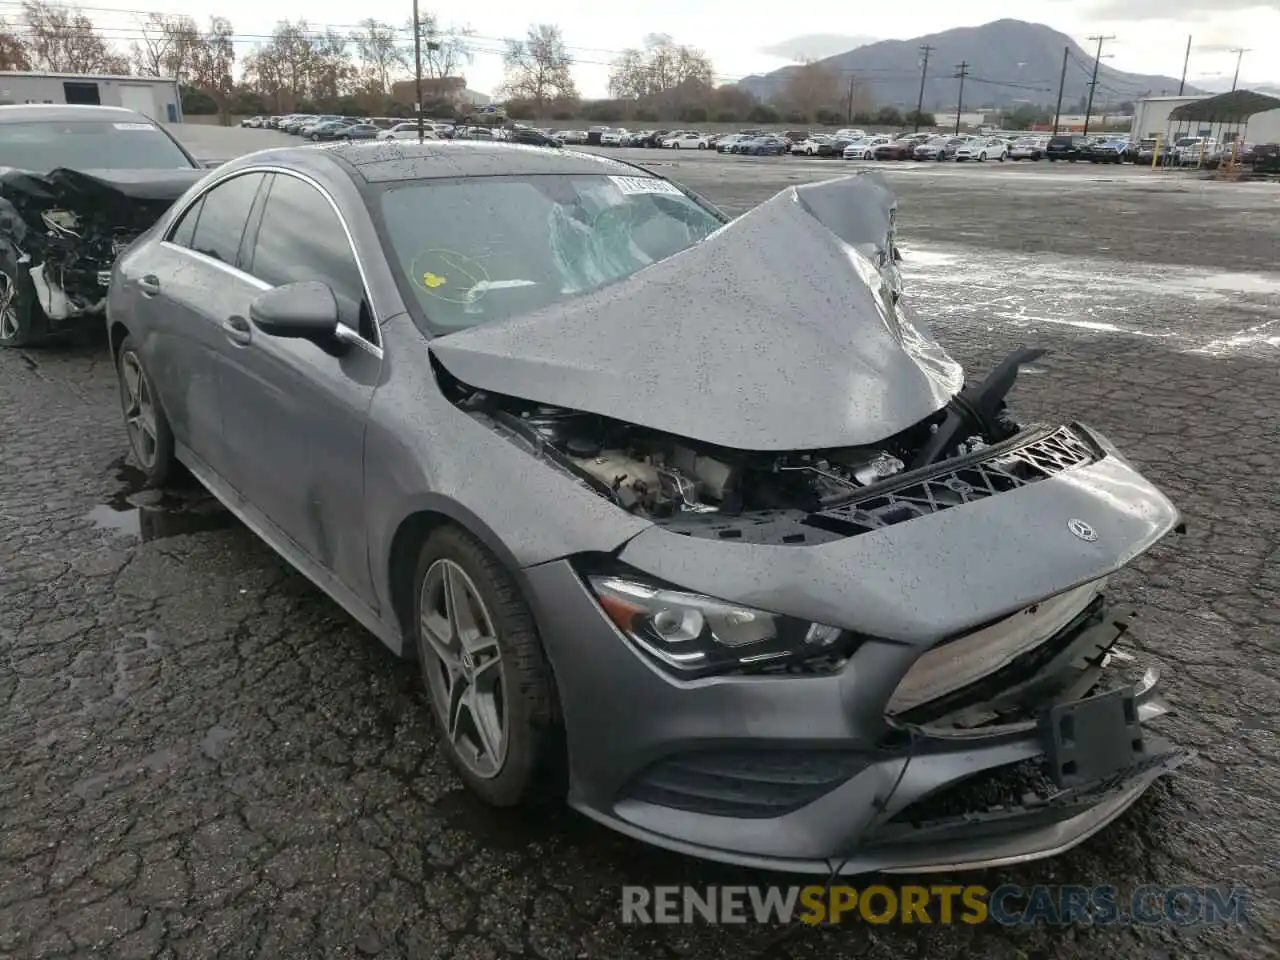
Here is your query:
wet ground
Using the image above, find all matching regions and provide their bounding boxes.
[0,129,1277,959]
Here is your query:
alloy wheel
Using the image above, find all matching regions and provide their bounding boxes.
[418,558,509,779]
[0,272,20,342]
[120,351,159,469]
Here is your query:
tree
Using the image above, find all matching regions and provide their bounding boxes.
[607,34,713,103]
[130,13,200,82]
[410,13,474,79]
[904,109,935,128]
[0,17,31,70]
[22,1,130,73]
[351,18,404,96]
[781,60,841,119]
[877,105,903,126]
[501,24,576,111]
[243,20,354,114]
[189,17,236,124]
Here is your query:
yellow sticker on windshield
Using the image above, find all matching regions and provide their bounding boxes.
[422,271,447,288]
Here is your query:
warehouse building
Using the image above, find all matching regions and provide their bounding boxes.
[1130,92,1280,143]
[0,71,182,122]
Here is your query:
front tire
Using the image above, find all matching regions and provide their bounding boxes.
[413,525,561,807]
[116,335,179,486]
[0,264,50,349]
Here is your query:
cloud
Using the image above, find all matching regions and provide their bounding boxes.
[1085,0,1278,20]
[757,33,878,62]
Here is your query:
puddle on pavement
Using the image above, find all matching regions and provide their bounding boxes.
[87,458,236,542]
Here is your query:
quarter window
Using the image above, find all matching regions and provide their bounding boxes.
[248,174,373,342]
[186,173,265,266]
[167,195,203,248]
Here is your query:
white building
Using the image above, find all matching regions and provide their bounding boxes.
[1130,93,1280,143]
[0,72,183,122]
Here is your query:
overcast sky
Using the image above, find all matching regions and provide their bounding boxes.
[67,0,1280,98]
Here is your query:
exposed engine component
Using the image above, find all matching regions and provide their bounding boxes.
[443,347,1041,527]
[1,166,204,321]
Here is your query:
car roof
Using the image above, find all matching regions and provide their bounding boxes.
[224,140,658,184]
[0,103,151,123]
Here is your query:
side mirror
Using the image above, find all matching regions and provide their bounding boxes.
[249,281,340,340]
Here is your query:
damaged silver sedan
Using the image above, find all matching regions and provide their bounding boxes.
[105,140,1188,874]
[0,104,205,347]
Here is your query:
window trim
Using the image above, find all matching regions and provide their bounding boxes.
[162,164,383,359]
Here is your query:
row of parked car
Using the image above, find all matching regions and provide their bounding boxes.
[243,113,561,146]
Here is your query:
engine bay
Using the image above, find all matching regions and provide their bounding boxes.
[441,345,1065,540]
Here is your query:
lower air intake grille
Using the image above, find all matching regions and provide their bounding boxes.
[625,749,869,819]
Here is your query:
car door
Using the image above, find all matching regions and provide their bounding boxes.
[129,171,269,473]
[218,171,381,600]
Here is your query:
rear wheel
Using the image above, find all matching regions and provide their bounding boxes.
[413,525,562,806]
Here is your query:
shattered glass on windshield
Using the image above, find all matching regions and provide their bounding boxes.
[376,173,724,330]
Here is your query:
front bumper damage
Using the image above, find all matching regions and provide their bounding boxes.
[529,554,1188,874]
[521,425,1187,874]
[0,166,203,328]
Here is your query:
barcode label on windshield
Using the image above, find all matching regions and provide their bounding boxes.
[609,175,682,196]
[113,122,156,131]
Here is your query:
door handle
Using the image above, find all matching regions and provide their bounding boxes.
[222,315,252,346]
[137,274,161,296]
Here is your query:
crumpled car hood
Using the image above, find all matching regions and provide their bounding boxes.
[0,166,204,225]
[429,172,964,451]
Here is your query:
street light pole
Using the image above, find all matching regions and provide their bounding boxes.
[1178,34,1191,96]
[1230,48,1250,91]
[413,0,424,141]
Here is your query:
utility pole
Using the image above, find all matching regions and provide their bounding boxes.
[1230,48,1250,91]
[1052,46,1068,134]
[1178,34,1191,95]
[914,44,934,132]
[846,74,856,124]
[412,0,424,141]
[1082,34,1114,137]
[953,61,968,135]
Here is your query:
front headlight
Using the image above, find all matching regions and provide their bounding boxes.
[587,576,844,677]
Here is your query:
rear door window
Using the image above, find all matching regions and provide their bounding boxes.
[185,172,267,266]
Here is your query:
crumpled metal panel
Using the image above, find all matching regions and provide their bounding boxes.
[429,172,964,451]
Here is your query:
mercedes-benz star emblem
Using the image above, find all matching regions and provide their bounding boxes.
[1067,518,1098,542]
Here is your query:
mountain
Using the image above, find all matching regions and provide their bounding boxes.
[739,19,1204,110]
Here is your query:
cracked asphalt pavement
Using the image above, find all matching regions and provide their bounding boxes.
[1,135,1277,959]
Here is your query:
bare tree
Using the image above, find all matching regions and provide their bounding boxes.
[352,18,404,95]
[0,17,31,70]
[501,24,576,110]
[608,34,713,101]
[189,17,236,124]
[781,59,842,117]
[306,28,355,102]
[22,0,129,73]
[130,13,200,82]
[409,13,474,79]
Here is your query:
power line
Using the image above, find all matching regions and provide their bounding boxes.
[1052,45,1068,134]
[1082,34,1114,136]
[952,61,968,135]
[913,44,932,132]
